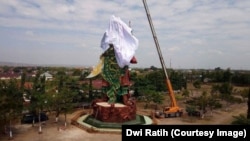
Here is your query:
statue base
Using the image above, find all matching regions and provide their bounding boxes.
[91,101,136,123]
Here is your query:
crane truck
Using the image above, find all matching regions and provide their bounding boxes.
[142,0,183,118]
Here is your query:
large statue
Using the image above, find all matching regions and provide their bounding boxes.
[101,44,128,104]
[86,15,139,122]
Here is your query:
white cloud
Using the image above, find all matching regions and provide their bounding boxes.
[0,0,249,69]
[25,30,34,36]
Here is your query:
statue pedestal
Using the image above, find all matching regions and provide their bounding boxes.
[91,101,136,123]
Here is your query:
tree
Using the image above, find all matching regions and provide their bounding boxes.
[198,91,208,118]
[219,82,233,110]
[151,91,164,110]
[146,70,166,92]
[52,75,64,123]
[52,75,77,128]
[193,80,201,89]
[186,105,197,117]
[72,69,82,76]
[231,114,250,125]
[207,95,221,116]
[29,71,47,133]
[182,89,190,102]
[59,86,76,127]
[1,79,23,139]
[232,72,250,86]
[213,67,224,82]
[231,88,250,125]
[141,89,164,110]
[0,81,8,135]
[133,88,140,98]
[141,90,153,109]
[169,70,186,90]
[223,68,233,82]
[211,84,220,97]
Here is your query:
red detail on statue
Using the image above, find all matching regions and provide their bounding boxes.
[130,56,137,64]
[120,69,130,86]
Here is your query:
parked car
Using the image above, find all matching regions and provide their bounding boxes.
[21,112,49,124]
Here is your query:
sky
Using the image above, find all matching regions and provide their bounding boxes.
[0,0,250,70]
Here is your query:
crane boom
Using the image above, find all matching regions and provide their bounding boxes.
[142,0,176,106]
[142,0,182,117]
[142,0,168,80]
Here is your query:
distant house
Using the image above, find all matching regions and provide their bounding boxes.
[27,72,36,78]
[40,72,53,81]
[0,72,21,80]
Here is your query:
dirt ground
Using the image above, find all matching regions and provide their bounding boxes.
[0,102,247,141]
